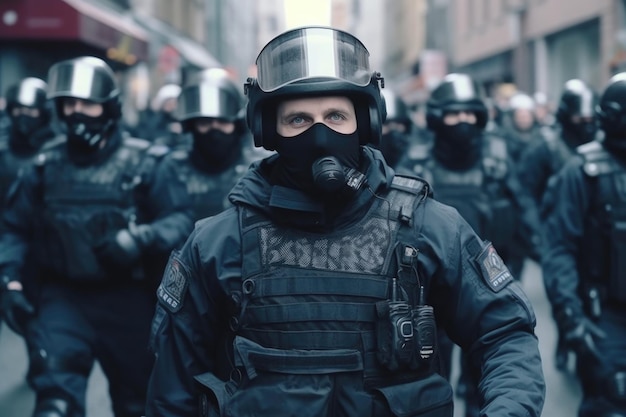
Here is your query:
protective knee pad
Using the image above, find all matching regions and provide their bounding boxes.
[32,397,71,417]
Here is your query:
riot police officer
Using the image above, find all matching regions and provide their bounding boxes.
[398,73,542,417]
[500,92,545,164]
[171,67,253,221]
[145,83,184,148]
[0,77,58,209]
[542,72,626,417]
[518,79,599,211]
[0,78,58,332]
[0,56,193,417]
[399,73,541,278]
[146,26,544,417]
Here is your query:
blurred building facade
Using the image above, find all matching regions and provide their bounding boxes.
[423,0,626,104]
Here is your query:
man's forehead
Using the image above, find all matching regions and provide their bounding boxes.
[277,96,354,113]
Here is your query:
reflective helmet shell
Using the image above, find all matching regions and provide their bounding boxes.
[244,26,386,151]
[6,77,49,112]
[177,68,243,123]
[596,73,626,137]
[47,56,121,120]
[426,73,488,130]
[556,79,597,124]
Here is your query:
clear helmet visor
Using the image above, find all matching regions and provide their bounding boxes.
[256,26,372,92]
[178,83,241,121]
[47,57,118,102]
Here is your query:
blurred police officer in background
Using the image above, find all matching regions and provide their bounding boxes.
[0,77,58,212]
[144,83,184,148]
[397,73,543,417]
[377,88,414,169]
[517,79,599,213]
[146,26,544,417]
[0,77,59,332]
[0,56,193,417]
[170,67,253,222]
[533,91,556,128]
[399,73,541,279]
[542,72,626,417]
[500,92,545,164]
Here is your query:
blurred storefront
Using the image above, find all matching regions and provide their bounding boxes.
[0,0,149,91]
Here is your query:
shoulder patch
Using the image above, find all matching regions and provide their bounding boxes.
[475,242,513,292]
[157,252,189,312]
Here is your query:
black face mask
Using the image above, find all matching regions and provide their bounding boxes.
[380,131,409,168]
[10,114,46,150]
[563,121,597,148]
[12,114,42,137]
[433,122,483,170]
[192,129,240,170]
[273,123,361,194]
[64,112,112,151]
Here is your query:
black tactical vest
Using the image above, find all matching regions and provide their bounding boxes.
[411,136,516,253]
[34,137,155,281]
[170,150,247,222]
[197,176,454,417]
[579,141,626,304]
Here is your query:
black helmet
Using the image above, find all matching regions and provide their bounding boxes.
[178,68,243,125]
[426,73,488,130]
[596,72,626,138]
[47,56,121,120]
[381,88,411,130]
[6,77,50,117]
[556,79,597,125]
[244,26,386,151]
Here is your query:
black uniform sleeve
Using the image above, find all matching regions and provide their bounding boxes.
[0,165,41,280]
[420,199,545,416]
[505,162,545,261]
[146,210,241,417]
[142,155,194,253]
[517,139,554,207]
[541,158,588,317]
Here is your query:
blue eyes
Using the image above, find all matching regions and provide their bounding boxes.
[289,113,345,125]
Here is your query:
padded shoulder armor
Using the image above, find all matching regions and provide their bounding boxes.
[577,140,617,177]
[390,174,432,197]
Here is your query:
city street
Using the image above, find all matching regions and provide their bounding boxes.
[0,260,581,417]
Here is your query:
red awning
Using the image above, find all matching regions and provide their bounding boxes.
[0,0,149,64]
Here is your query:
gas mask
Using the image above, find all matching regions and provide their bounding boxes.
[64,112,112,152]
[274,123,361,195]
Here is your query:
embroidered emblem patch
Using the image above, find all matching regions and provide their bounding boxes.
[476,243,513,292]
[157,253,189,312]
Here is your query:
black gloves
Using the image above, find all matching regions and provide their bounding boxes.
[556,306,606,363]
[1,279,35,335]
[94,224,155,271]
